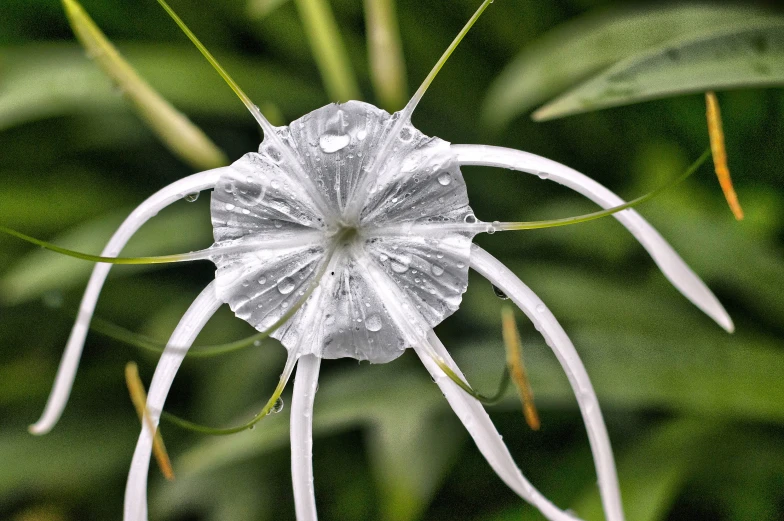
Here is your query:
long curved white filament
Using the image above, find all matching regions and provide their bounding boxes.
[291,354,322,521]
[470,245,624,521]
[29,167,227,435]
[452,144,733,333]
[124,282,222,521]
[414,335,582,521]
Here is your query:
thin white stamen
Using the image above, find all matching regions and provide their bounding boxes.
[30,167,227,435]
[470,244,625,521]
[291,354,322,521]
[124,282,222,521]
[453,144,733,333]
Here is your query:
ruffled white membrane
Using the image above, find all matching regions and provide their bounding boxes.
[125,282,222,521]
[210,101,477,363]
[291,354,322,521]
[30,168,228,435]
[470,245,623,521]
[451,144,734,333]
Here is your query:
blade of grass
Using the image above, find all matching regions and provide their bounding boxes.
[294,0,361,101]
[364,0,407,110]
[62,0,228,170]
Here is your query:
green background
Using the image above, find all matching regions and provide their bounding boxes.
[1,1,782,520]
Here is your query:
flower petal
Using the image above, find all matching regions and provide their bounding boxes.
[414,334,582,521]
[30,168,227,436]
[452,144,733,333]
[290,354,322,521]
[124,282,222,521]
[470,244,625,521]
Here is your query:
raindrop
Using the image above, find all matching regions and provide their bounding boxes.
[431,264,444,276]
[492,285,509,300]
[391,260,409,273]
[319,132,350,153]
[399,127,413,141]
[365,314,383,332]
[277,277,296,295]
[184,192,199,202]
[536,171,550,180]
[225,203,236,211]
[266,146,283,162]
[536,304,546,314]
[271,398,284,414]
[356,128,368,140]
[273,220,283,228]
[437,172,452,186]
[258,276,267,284]
[379,253,389,262]
[270,179,280,189]
[253,339,262,347]
[464,214,477,224]
[456,261,465,269]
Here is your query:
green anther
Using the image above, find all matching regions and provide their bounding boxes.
[432,356,511,406]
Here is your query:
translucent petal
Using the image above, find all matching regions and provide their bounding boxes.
[210,102,477,362]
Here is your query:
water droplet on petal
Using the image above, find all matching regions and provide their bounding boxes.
[464,214,477,224]
[319,132,350,153]
[536,304,546,313]
[277,277,295,294]
[225,203,236,211]
[379,253,389,262]
[399,127,413,141]
[365,314,383,332]
[437,172,452,186]
[492,285,509,299]
[431,264,444,276]
[184,192,199,202]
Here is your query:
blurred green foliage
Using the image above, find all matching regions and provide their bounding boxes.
[1,1,783,521]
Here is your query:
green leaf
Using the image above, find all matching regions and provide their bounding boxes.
[481,5,776,129]
[247,0,291,20]
[293,0,361,101]
[363,0,407,111]
[0,44,324,131]
[533,21,784,121]
[570,418,718,521]
[62,0,228,170]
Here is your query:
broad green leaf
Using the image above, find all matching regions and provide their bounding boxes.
[0,203,212,305]
[294,0,361,101]
[481,5,776,129]
[62,0,228,170]
[0,44,324,131]
[571,418,718,521]
[366,407,464,521]
[364,0,407,111]
[534,21,784,121]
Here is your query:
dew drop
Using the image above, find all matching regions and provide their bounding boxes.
[271,398,284,414]
[356,128,368,140]
[379,253,389,262]
[456,261,465,269]
[492,285,509,300]
[266,146,283,163]
[184,192,199,202]
[536,304,546,313]
[365,314,383,332]
[277,277,295,295]
[319,132,350,153]
[437,172,452,186]
[399,127,413,141]
[431,264,444,276]
[273,220,283,228]
[391,261,409,273]
[258,276,267,284]
[225,203,236,211]
[464,213,477,224]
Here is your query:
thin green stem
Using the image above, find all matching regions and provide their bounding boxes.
[500,148,711,231]
[0,225,204,265]
[431,355,510,406]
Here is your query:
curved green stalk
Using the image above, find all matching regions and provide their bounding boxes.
[432,355,511,406]
[500,148,711,231]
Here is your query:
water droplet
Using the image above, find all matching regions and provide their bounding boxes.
[399,127,413,141]
[225,203,236,211]
[391,260,409,273]
[273,220,283,228]
[437,172,452,186]
[258,276,267,284]
[277,277,295,294]
[464,213,477,224]
[270,179,280,189]
[184,192,199,202]
[365,314,383,332]
[492,285,509,299]
[431,264,444,276]
[536,171,550,180]
[319,132,350,153]
[456,261,465,269]
[379,253,389,262]
[536,304,546,313]
[356,128,368,140]
[266,146,282,162]
[271,398,284,414]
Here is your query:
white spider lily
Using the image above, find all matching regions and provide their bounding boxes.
[25,2,734,521]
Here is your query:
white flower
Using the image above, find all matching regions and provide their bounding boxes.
[27,2,733,521]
